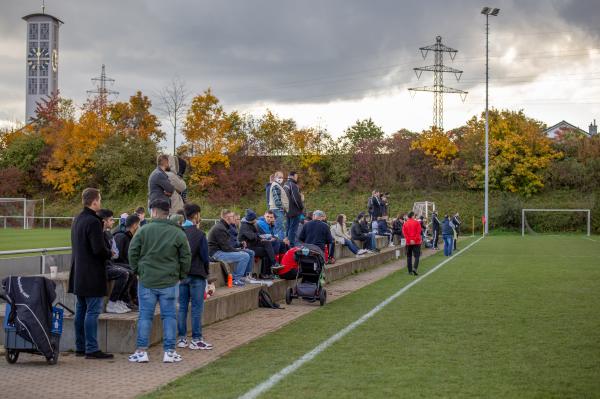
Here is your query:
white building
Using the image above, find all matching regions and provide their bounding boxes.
[543,120,595,139]
[23,11,63,122]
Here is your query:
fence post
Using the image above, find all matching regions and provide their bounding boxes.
[41,250,47,274]
[49,218,52,230]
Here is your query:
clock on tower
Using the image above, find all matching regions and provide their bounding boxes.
[23,11,63,122]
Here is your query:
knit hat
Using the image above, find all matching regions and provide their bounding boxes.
[245,209,257,222]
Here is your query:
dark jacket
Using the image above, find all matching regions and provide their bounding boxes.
[184,225,210,279]
[68,207,112,297]
[128,218,191,289]
[228,223,241,248]
[392,219,404,236]
[284,178,304,218]
[113,230,133,265]
[238,220,261,247]
[298,220,333,250]
[451,215,461,234]
[432,213,441,232]
[369,196,383,218]
[377,219,390,234]
[148,167,175,205]
[351,221,367,241]
[442,217,454,236]
[208,219,238,256]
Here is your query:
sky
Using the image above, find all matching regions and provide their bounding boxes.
[1,0,599,151]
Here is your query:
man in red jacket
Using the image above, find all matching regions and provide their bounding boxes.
[402,211,422,276]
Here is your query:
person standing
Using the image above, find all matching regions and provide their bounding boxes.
[268,171,289,242]
[431,211,441,250]
[128,200,191,363]
[148,154,175,210]
[284,171,305,246]
[68,188,113,359]
[177,203,213,351]
[451,212,462,250]
[441,214,455,257]
[402,211,422,276]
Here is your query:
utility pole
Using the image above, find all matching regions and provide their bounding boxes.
[409,36,468,131]
[87,64,118,108]
[481,7,500,235]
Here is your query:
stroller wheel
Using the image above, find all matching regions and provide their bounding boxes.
[319,289,327,306]
[285,287,293,305]
[5,349,19,364]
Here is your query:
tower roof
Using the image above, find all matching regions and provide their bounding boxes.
[22,13,64,24]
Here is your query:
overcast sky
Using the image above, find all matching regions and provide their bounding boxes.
[1,0,599,150]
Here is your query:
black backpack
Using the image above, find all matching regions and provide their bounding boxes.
[258,289,283,309]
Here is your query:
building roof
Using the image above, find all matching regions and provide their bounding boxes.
[543,120,588,136]
[22,13,64,24]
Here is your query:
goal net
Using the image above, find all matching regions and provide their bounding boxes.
[522,209,591,236]
[413,201,436,220]
[0,198,40,229]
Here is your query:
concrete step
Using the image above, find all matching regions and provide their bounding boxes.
[1,241,405,353]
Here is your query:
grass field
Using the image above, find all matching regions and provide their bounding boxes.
[147,235,600,398]
[0,228,71,251]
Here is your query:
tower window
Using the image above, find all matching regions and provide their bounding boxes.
[40,23,49,40]
[28,78,38,95]
[39,78,48,95]
[28,23,38,40]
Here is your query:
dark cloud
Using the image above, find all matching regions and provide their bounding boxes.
[1,0,597,123]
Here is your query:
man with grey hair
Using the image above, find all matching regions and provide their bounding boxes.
[298,210,333,254]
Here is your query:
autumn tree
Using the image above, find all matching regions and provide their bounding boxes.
[183,89,239,188]
[109,91,164,142]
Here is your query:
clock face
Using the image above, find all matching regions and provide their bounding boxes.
[39,60,49,75]
[28,46,38,59]
[51,49,58,72]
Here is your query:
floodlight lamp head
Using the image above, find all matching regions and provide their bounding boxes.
[481,7,491,14]
[491,8,500,16]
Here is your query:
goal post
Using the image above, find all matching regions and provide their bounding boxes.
[0,198,41,229]
[521,208,591,237]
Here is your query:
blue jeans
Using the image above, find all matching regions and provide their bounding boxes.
[368,232,377,250]
[177,276,206,340]
[213,250,252,280]
[344,239,360,254]
[75,296,103,354]
[286,215,301,246]
[443,235,453,256]
[136,282,177,351]
[273,209,285,241]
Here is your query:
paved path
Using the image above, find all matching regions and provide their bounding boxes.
[0,246,440,399]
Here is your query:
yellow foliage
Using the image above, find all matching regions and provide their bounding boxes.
[411,127,458,162]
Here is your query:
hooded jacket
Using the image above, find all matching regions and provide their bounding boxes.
[238,219,261,247]
[166,155,186,214]
[184,224,210,279]
[148,167,175,206]
[283,178,304,218]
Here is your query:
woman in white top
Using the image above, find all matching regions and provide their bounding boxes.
[330,214,368,258]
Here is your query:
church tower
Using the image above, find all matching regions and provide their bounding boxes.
[23,8,63,121]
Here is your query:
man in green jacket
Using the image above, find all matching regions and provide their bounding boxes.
[128,199,191,364]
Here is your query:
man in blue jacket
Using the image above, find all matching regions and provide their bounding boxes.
[177,203,213,351]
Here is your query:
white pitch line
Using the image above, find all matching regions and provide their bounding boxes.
[585,237,598,242]
[238,236,485,399]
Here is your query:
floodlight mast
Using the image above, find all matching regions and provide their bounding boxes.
[481,6,500,236]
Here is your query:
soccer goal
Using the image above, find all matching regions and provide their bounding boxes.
[0,198,44,229]
[413,201,436,220]
[521,208,591,237]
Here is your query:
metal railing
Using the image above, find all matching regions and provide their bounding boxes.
[0,247,72,274]
[0,215,220,229]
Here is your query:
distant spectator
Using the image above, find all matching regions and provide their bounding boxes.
[128,199,191,363]
[148,154,175,210]
[177,158,189,203]
[166,155,186,215]
[169,212,185,226]
[380,193,390,217]
[431,211,441,250]
[239,209,280,279]
[402,211,422,276]
[331,214,368,258]
[441,214,454,257]
[257,210,288,259]
[208,210,254,287]
[377,216,394,247]
[114,214,141,308]
[419,216,427,240]
[284,171,305,246]
[451,212,462,250]
[177,203,213,351]
[135,206,147,226]
[68,188,113,359]
[98,209,133,314]
[295,213,307,244]
[265,174,274,211]
[368,191,383,220]
[392,214,404,244]
[299,210,333,256]
[268,171,288,242]
[351,212,377,252]
[117,213,129,233]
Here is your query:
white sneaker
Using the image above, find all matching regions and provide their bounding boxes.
[244,276,261,284]
[128,350,149,363]
[177,338,188,348]
[357,249,368,255]
[163,350,183,363]
[117,301,132,313]
[388,243,395,247]
[189,338,213,350]
[106,301,128,314]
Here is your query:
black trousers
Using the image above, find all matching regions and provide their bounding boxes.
[106,262,132,302]
[432,228,439,248]
[249,242,276,275]
[406,245,421,273]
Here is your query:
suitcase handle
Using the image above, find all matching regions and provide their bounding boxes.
[55,302,75,315]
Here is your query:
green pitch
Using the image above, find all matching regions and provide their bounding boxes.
[148,235,600,398]
[0,228,71,252]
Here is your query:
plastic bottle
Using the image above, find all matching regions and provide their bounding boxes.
[227,274,233,288]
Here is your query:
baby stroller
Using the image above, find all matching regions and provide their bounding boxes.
[285,244,327,306]
[1,276,72,365]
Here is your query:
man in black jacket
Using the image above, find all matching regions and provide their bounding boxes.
[208,210,253,287]
[177,203,213,351]
[68,188,113,359]
[147,154,175,209]
[238,209,278,279]
[113,214,140,308]
[431,211,441,250]
[451,212,462,250]
[284,171,304,246]
[350,212,378,252]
